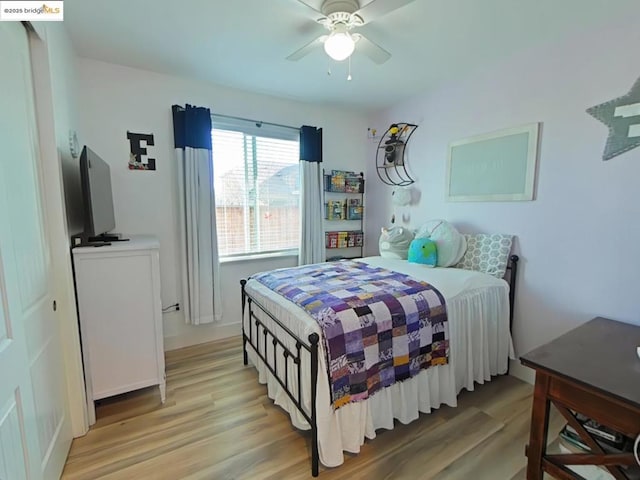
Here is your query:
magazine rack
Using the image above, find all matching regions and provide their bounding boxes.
[323,170,364,261]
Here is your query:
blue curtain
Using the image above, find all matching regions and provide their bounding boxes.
[300,125,323,163]
[172,105,212,149]
[172,104,221,325]
[299,125,324,265]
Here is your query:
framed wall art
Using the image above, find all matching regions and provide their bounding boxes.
[446,123,540,202]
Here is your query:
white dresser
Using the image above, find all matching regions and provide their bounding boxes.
[73,235,165,424]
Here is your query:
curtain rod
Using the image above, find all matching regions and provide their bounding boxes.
[211,113,299,132]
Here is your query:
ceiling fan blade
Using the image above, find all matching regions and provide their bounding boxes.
[354,0,417,23]
[354,34,391,64]
[294,0,324,16]
[286,35,327,61]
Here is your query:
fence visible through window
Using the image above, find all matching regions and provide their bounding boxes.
[211,121,300,257]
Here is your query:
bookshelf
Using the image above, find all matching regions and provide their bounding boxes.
[557,415,640,479]
[323,170,364,261]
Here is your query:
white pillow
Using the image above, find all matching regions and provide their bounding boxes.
[415,220,466,267]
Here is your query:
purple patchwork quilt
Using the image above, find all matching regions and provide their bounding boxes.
[253,260,449,409]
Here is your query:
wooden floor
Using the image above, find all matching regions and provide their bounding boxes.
[62,337,564,480]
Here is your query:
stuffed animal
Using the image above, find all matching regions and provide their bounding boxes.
[391,187,412,206]
[384,124,403,165]
[390,186,413,224]
[407,238,438,267]
[379,227,414,259]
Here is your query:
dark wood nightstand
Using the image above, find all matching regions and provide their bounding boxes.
[521,317,640,479]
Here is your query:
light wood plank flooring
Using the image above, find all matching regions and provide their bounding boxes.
[62,337,563,479]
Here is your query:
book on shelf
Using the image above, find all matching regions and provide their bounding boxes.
[326,200,345,220]
[344,176,362,193]
[559,422,633,454]
[347,232,355,247]
[325,231,364,249]
[570,413,630,450]
[325,171,362,193]
[337,231,348,248]
[330,175,346,192]
[331,169,356,178]
[325,232,338,248]
[558,432,640,480]
[559,427,591,452]
[347,205,363,220]
[559,422,640,480]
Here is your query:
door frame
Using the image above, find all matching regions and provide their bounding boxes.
[27,22,89,437]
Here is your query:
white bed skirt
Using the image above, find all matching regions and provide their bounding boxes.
[245,260,512,468]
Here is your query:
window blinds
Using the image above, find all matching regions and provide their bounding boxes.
[211,116,301,257]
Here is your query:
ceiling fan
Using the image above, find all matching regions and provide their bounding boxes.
[287,0,416,64]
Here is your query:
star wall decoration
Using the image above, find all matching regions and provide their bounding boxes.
[587,76,640,161]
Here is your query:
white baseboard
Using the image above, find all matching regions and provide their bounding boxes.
[163,322,241,351]
[508,359,535,385]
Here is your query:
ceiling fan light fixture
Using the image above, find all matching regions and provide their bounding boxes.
[323,29,355,61]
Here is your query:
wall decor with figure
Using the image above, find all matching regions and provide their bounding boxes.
[127,131,156,170]
[375,123,417,186]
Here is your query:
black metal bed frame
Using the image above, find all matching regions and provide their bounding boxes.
[241,255,519,477]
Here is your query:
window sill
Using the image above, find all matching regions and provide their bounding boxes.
[220,250,299,264]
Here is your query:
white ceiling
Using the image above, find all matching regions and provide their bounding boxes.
[64,0,637,111]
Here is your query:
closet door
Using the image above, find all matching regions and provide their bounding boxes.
[0,22,72,480]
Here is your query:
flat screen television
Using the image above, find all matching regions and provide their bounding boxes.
[79,146,117,242]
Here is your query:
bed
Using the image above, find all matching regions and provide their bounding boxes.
[240,254,519,476]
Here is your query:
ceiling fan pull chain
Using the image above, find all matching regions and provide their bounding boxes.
[347,55,352,81]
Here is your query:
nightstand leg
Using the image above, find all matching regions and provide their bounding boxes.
[526,372,550,480]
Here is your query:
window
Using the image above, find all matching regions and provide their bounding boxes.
[211,116,300,258]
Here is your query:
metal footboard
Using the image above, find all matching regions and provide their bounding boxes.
[240,279,320,477]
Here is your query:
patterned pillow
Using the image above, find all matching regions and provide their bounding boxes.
[456,234,513,278]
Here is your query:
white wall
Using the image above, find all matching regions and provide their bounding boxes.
[365,16,640,382]
[76,58,369,350]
